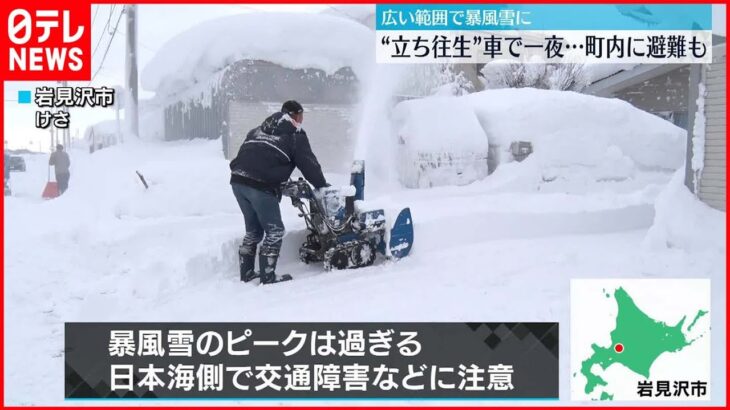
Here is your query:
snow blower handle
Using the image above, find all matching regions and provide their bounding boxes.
[281,179,314,199]
[281,179,312,208]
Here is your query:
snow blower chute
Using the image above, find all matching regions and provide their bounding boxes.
[281,160,413,270]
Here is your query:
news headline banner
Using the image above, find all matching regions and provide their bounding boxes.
[375,4,713,64]
[65,322,558,400]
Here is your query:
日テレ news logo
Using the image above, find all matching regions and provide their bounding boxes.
[2,1,90,80]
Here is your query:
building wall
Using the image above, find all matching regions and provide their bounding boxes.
[222,60,358,106]
[164,97,225,142]
[162,59,360,158]
[697,49,726,211]
[227,101,356,174]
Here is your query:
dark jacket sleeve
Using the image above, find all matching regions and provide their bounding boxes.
[293,131,327,189]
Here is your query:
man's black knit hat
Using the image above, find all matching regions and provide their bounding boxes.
[281,100,304,115]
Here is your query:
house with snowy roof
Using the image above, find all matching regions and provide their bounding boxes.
[141,13,372,171]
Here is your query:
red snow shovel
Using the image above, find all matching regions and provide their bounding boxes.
[42,165,59,199]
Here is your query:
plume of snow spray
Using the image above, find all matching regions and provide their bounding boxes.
[352,63,408,195]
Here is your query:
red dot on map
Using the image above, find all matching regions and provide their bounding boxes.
[614,343,624,353]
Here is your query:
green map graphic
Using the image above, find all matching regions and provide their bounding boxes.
[579,286,707,400]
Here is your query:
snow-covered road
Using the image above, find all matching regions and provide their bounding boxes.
[4,140,725,405]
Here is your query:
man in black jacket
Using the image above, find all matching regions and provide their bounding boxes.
[230,100,328,284]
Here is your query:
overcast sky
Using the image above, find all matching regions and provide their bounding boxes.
[3,4,726,152]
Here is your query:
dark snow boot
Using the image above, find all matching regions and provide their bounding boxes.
[239,246,259,282]
[259,252,292,285]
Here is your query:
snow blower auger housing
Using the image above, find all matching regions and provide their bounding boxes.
[281,161,413,270]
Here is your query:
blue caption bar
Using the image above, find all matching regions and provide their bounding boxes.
[376,4,712,31]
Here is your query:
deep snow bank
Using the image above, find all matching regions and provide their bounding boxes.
[6,140,238,240]
[644,169,726,253]
[141,12,374,96]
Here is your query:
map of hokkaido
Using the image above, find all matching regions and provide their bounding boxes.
[571,279,710,401]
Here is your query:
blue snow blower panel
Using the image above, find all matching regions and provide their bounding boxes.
[389,207,414,259]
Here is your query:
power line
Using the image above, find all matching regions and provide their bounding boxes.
[88,6,124,85]
[116,28,155,53]
[90,5,100,26]
[90,5,115,61]
[89,29,106,60]
[105,5,117,33]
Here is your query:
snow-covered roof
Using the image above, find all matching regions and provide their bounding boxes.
[141,12,373,96]
[582,63,678,97]
[584,35,726,90]
[583,63,638,85]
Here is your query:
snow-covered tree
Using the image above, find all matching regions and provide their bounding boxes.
[546,63,589,91]
[481,62,588,92]
[396,63,474,97]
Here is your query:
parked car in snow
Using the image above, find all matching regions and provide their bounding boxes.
[391,96,489,188]
[8,156,26,172]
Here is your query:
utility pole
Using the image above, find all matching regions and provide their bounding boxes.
[49,121,55,152]
[124,5,139,138]
[61,80,70,147]
[51,82,58,150]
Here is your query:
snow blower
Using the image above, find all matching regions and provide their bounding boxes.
[281,160,413,270]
